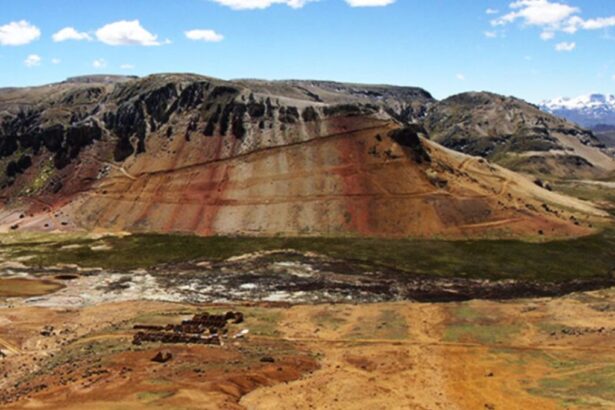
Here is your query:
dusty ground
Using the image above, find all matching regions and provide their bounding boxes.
[0,301,318,409]
[241,292,615,410]
[1,287,614,409]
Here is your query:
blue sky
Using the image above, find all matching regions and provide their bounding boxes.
[0,0,614,102]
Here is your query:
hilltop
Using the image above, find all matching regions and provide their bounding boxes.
[424,92,615,179]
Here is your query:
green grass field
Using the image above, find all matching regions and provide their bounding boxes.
[1,229,614,282]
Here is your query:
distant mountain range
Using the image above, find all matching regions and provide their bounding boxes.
[540,94,615,128]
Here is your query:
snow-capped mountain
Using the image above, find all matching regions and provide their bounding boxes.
[540,94,615,128]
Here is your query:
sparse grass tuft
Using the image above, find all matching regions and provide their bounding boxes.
[244,307,283,337]
[444,304,523,345]
[312,308,348,331]
[528,360,615,406]
[444,323,522,345]
[347,308,408,340]
[136,391,176,402]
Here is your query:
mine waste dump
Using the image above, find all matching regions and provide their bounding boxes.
[132,311,245,346]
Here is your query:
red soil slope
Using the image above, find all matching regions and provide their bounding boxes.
[0,75,604,238]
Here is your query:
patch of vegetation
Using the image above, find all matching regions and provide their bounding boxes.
[551,181,615,205]
[490,348,532,367]
[245,307,283,337]
[538,352,589,371]
[2,229,615,282]
[444,304,523,345]
[29,158,55,193]
[453,305,483,321]
[136,391,176,402]
[537,322,567,336]
[444,323,522,345]
[24,337,137,385]
[489,348,615,407]
[128,310,194,327]
[312,308,348,331]
[347,309,408,340]
[528,363,615,407]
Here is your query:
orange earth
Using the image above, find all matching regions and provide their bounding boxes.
[1,288,614,409]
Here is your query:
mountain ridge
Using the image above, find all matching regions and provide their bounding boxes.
[424,91,615,179]
[0,73,607,239]
[540,93,615,128]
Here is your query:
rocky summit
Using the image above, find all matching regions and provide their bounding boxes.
[0,74,606,238]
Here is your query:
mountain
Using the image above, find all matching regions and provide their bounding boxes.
[541,94,615,128]
[0,74,605,239]
[589,124,615,154]
[424,92,615,179]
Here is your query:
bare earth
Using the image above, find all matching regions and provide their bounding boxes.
[1,287,614,409]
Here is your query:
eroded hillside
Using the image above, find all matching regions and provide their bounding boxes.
[0,75,607,238]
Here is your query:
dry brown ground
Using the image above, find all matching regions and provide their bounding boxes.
[242,292,615,410]
[1,289,614,409]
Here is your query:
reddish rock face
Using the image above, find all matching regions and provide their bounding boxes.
[0,74,599,238]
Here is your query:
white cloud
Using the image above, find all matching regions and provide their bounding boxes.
[210,0,315,9]
[24,54,41,67]
[564,15,615,33]
[581,16,615,30]
[210,0,395,9]
[0,20,41,46]
[540,30,555,40]
[51,58,61,64]
[345,0,395,6]
[120,64,135,69]
[486,8,499,15]
[492,0,579,28]
[456,73,466,81]
[484,31,498,38]
[555,41,575,51]
[492,1,615,40]
[52,27,92,42]
[96,20,163,46]
[185,29,224,42]
[92,58,107,68]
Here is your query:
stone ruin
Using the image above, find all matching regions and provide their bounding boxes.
[132,311,244,346]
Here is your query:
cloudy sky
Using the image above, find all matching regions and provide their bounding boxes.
[1,0,614,102]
